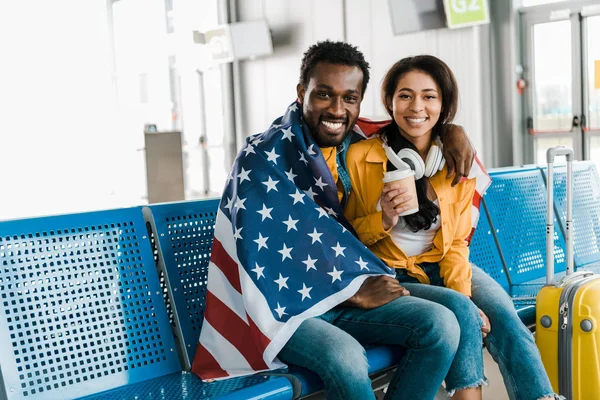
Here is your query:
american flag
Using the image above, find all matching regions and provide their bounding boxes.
[354,118,492,243]
[192,102,395,381]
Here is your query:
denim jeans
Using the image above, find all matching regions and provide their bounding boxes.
[470,265,559,400]
[278,295,461,400]
[396,264,486,395]
[398,263,559,400]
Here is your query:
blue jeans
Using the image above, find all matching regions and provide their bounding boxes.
[398,263,558,400]
[396,264,486,395]
[278,295,461,400]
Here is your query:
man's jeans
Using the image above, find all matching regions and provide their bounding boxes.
[278,295,461,400]
[398,263,558,400]
[279,264,558,400]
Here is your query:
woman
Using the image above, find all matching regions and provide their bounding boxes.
[344,55,560,400]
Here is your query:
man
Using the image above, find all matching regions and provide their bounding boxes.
[192,41,476,400]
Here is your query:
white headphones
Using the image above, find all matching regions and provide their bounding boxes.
[383,140,445,180]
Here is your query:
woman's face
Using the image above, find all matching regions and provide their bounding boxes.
[389,70,442,146]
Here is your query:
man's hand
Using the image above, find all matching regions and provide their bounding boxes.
[344,276,410,309]
[380,183,413,230]
[441,124,476,186]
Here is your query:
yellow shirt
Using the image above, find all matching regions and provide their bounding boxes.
[343,137,476,297]
[321,146,344,203]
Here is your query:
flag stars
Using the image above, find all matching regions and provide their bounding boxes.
[278,243,293,261]
[298,151,308,165]
[233,227,243,241]
[328,266,343,283]
[331,242,346,257]
[324,207,338,217]
[302,255,318,271]
[355,257,369,271]
[307,144,317,155]
[243,144,255,156]
[262,176,279,192]
[290,190,305,205]
[307,228,323,244]
[251,135,263,146]
[298,283,313,301]
[274,302,287,319]
[288,103,298,112]
[315,207,329,219]
[265,148,280,164]
[303,187,317,201]
[254,233,269,251]
[281,127,295,141]
[237,167,251,183]
[256,204,273,221]
[251,263,265,280]
[224,196,234,211]
[282,215,299,232]
[314,177,328,191]
[274,273,289,291]
[285,168,297,182]
[234,196,247,210]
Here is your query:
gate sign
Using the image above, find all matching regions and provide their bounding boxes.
[443,0,490,29]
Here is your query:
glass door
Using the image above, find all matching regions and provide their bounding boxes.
[520,2,600,171]
[583,13,600,166]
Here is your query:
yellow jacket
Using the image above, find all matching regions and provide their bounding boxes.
[343,137,476,296]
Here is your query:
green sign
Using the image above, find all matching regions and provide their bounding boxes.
[443,0,490,29]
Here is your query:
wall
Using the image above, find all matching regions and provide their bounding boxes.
[234,0,489,161]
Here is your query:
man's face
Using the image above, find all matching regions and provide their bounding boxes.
[297,62,363,148]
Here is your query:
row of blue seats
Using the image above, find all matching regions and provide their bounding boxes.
[0,162,599,400]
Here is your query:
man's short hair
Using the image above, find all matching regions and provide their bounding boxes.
[299,40,370,96]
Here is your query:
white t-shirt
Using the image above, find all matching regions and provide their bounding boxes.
[377,199,441,257]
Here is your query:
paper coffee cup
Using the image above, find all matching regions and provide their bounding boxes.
[382,169,419,216]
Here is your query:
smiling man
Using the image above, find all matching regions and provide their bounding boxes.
[192,41,477,400]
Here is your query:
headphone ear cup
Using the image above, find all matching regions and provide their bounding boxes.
[424,145,445,177]
[397,148,425,180]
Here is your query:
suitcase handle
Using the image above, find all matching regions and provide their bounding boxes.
[546,146,574,285]
[557,270,594,287]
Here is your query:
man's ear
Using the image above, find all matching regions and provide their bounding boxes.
[296,83,305,104]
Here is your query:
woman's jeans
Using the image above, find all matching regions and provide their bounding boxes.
[398,263,557,400]
[278,294,461,400]
[279,264,558,400]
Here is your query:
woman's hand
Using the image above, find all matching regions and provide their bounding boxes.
[441,124,476,186]
[380,182,414,230]
[478,308,491,338]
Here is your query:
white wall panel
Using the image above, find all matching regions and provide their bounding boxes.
[345,0,484,155]
[235,0,484,155]
[236,0,345,136]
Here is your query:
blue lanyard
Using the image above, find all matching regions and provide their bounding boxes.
[336,134,354,209]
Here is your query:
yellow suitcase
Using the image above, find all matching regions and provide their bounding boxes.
[536,146,600,399]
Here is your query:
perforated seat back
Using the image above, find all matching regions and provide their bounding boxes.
[142,199,220,371]
[0,208,180,400]
[469,199,510,289]
[484,167,567,284]
[542,161,600,268]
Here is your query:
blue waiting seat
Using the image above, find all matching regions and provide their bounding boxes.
[143,201,404,398]
[541,161,600,270]
[469,192,535,326]
[481,166,569,308]
[0,207,293,400]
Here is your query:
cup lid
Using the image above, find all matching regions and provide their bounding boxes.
[383,169,415,183]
